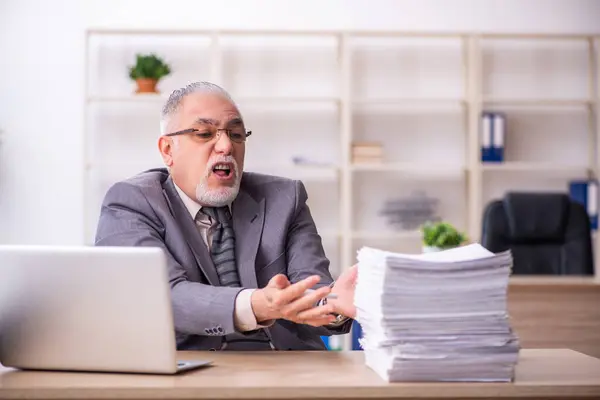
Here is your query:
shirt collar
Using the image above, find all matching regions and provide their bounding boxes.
[172,181,232,219]
[173,182,201,220]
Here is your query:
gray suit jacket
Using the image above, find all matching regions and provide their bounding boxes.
[95,168,352,351]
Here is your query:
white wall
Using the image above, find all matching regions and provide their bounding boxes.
[1,0,600,245]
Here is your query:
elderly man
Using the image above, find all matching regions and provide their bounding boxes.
[95,81,356,351]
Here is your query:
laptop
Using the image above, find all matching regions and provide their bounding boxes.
[0,245,212,374]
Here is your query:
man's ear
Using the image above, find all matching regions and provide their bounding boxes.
[158,136,174,167]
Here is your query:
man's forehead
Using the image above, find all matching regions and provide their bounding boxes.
[181,93,241,122]
[182,92,237,109]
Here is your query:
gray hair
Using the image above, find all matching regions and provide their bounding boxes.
[159,81,237,136]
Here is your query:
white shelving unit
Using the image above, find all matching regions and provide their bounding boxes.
[84,29,600,350]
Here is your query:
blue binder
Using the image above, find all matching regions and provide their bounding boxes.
[321,335,330,349]
[481,112,505,163]
[321,335,343,351]
[351,320,363,351]
[322,322,364,350]
[492,112,505,162]
[481,112,494,162]
[569,180,598,231]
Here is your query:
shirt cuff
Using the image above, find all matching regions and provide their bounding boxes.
[234,288,274,331]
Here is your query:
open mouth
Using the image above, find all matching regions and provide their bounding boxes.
[211,162,234,180]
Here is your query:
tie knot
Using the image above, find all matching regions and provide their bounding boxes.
[200,206,231,226]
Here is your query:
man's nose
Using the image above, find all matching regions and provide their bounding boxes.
[214,130,233,154]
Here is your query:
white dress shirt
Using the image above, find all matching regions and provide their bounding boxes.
[173,183,270,332]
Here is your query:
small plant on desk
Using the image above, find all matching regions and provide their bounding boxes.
[421,221,468,253]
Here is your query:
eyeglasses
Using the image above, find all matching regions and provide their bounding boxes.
[164,128,252,144]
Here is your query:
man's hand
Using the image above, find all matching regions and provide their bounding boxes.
[250,274,337,327]
[329,264,358,319]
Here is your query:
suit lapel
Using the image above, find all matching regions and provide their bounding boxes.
[162,176,220,286]
[232,189,264,289]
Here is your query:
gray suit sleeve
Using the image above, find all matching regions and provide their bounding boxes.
[94,182,243,337]
[285,180,353,336]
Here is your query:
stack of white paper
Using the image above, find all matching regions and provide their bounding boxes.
[355,243,520,382]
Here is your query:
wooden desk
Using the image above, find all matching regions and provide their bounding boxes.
[1,349,599,399]
[508,277,600,358]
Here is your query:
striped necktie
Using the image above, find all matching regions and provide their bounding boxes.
[199,207,241,287]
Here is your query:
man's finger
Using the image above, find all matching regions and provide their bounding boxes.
[300,315,337,327]
[294,302,336,321]
[269,274,291,290]
[271,275,321,306]
[280,285,331,317]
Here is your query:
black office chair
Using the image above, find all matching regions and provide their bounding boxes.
[481,192,594,275]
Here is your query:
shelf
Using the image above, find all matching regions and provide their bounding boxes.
[87,93,168,103]
[351,163,463,171]
[86,163,338,182]
[352,230,421,240]
[481,162,592,174]
[353,98,466,106]
[87,95,340,107]
[482,98,594,107]
[351,163,465,177]
[236,97,340,111]
[244,164,338,181]
[236,96,340,104]
[86,29,595,40]
[81,30,600,353]
[88,96,595,108]
[87,28,345,37]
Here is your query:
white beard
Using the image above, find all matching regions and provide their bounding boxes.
[195,156,241,207]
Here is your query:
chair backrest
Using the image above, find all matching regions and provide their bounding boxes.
[481,192,594,275]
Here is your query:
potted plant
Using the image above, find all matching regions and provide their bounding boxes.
[128,53,171,94]
[421,221,468,253]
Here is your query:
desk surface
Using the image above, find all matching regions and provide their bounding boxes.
[508,276,600,289]
[1,349,600,399]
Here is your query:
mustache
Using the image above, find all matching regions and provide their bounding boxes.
[206,155,239,176]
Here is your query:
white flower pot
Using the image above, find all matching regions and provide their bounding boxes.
[422,246,443,253]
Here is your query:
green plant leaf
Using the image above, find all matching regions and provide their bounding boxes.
[421,220,468,249]
[128,53,172,80]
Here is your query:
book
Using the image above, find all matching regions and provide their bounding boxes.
[352,142,384,158]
